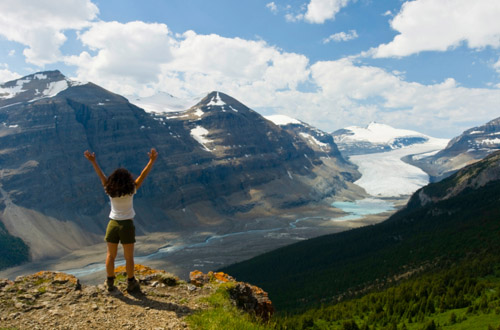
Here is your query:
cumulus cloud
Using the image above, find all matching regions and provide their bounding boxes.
[373,0,500,58]
[65,23,311,100]
[0,0,98,66]
[304,0,351,24]
[0,65,21,83]
[158,31,311,100]
[58,18,500,138]
[323,30,358,43]
[266,2,278,14]
[66,21,174,95]
[306,58,500,136]
[494,57,500,73]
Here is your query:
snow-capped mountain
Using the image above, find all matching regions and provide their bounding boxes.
[408,117,500,181]
[0,70,84,105]
[332,122,440,156]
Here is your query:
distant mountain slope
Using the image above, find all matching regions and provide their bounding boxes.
[266,114,358,181]
[0,71,361,266]
[332,122,442,156]
[407,117,500,181]
[221,151,500,312]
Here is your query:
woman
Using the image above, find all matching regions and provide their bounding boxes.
[84,148,158,292]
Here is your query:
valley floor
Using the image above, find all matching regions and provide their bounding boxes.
[0,201,405,285]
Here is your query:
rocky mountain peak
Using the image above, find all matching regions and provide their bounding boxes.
[0,264,273,329]
[0,70,84,106]
[194,91,250,113]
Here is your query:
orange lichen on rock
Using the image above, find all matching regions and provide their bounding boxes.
[211,271,234,283]
[189,270,209,287]
[20,271,80,289]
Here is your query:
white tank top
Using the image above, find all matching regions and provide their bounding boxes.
[108,191,136,220]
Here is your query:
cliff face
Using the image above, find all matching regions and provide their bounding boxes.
[0,71,361,261]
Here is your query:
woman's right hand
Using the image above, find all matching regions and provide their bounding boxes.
[148,148,158,162]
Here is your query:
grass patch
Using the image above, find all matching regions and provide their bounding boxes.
[186,283,272,330]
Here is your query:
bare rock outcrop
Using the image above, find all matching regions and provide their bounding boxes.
[1,265,273,329]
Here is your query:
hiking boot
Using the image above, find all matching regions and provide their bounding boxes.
[104,277,116,292]
[127,277,140,292]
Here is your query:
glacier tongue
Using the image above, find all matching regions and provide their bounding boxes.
[349,139,449,197]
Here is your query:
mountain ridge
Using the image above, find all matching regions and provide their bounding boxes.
[407,116,500,181]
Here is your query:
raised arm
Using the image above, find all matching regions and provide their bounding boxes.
[84,150,107,186]
[135,148,158,189]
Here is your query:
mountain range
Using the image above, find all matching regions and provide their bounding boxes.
[0,70,361,268]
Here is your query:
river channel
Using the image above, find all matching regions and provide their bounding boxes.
[62,198,396,281]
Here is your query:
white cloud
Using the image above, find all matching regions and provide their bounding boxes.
[266,2,278,14]
[0,66,21,83]
[304,0,351,24]
[0,0,98,66]
[373,0,500,58]
[159,31,310,99]
[285,13,304,23]
[323,30,358,43]
[494,57,500,73]
[8,50,15,57]
[60,18,500,138]
[66,21,174,95]
[307,58,500,136]
[65,24,311,100]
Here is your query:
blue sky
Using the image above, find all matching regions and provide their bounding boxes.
[1,0,500,138]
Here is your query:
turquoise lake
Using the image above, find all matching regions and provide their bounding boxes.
[332,198,395,221]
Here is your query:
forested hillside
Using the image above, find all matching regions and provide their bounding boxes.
[0,221,30,269]
[222,152,500,315]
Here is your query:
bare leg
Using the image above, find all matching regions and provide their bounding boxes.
[122,243,135,279]
[106,243,119,277]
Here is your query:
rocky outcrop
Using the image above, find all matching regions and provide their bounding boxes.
[189,269,274,321]
[0,264,273,329]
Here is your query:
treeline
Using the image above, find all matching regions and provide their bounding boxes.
[273,254,500,329]
[0,221,30,270]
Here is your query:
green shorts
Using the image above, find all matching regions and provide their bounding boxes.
[104,219,136,244]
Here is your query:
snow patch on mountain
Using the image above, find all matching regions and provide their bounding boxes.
[299,132,328,148]
[130,92,204,114]
[0,73,83,101]
[265,115,301,126]
[190,126,214,152]
[207,92,226,106]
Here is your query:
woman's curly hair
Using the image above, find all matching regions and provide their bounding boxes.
[105,168,136,197]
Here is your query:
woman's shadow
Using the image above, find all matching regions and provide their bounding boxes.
[111,288,194,317]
